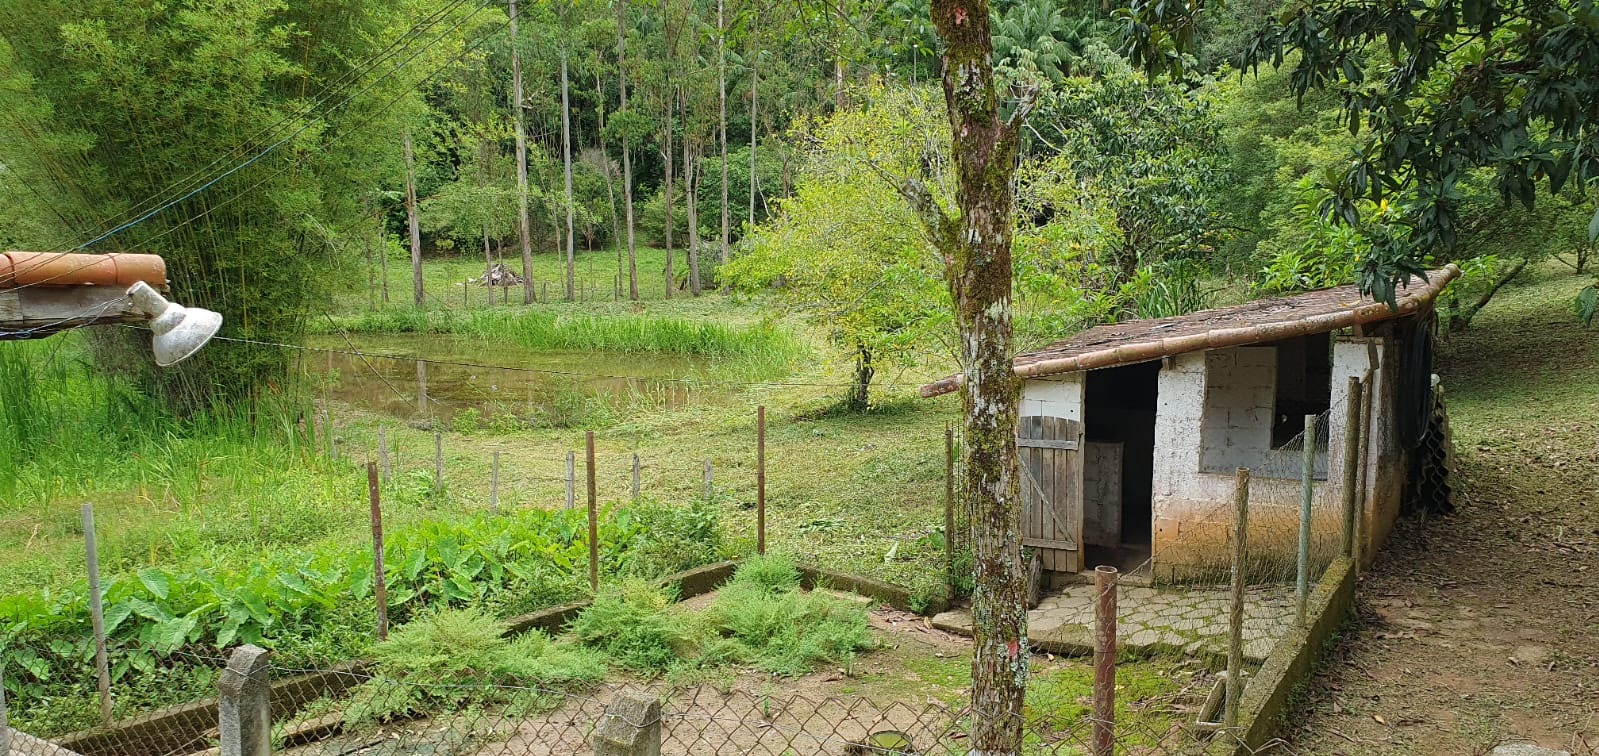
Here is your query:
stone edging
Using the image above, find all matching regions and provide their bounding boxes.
[1207,556,1357,755]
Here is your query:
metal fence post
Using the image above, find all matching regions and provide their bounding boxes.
[592,691,662,756]
[1297,413,1317,625]
[631,453,641,501]
[757,406,766,555]
[1341,377,1364,562]
[217,645,272,756]
[586,431,599,593]
[1092,565,1119,756]
[433,430,443,493]
[491,450,501,513]
[1225,467,1250,730]
[566,451,577,510]
[81,503,113,725]
[1,656,10,756]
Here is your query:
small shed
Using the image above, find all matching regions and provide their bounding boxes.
[920,266,1460,582]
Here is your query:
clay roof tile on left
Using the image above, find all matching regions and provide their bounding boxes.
[0,252,167,289]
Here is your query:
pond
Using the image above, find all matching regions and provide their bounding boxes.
[303,333,730,426]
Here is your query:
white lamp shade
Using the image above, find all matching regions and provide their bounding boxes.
[126,281,224,367]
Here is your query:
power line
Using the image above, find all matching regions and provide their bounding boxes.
[4,1,501,292]
[24,0,486,257]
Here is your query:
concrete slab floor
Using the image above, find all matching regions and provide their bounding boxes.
[931,583,1296,663]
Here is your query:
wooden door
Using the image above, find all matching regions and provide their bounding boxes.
[1018,416,1084,573]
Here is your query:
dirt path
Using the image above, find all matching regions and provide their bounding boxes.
[1292,268,1599,755]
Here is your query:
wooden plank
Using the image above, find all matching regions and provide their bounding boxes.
[1022,537,1079,551]
[1017,438,1080,450]
[0,286,151,339]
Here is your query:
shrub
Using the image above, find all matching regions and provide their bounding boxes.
[567,582,691,674]
[698,555,872,677]
[344,608,605,726]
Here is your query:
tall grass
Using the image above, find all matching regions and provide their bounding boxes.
[0,334,349,590]
[318,309,807,366]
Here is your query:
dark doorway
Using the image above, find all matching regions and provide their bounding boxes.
[1082,361,1160,572]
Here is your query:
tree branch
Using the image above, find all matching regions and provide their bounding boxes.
[1004,82,1042,137]
[899,176,954,250]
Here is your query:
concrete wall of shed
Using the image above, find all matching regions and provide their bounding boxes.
[1149,339,1394,581]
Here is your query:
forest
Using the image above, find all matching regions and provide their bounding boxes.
[2,0,1594,408]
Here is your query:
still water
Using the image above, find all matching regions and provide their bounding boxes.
[303,334,726,425]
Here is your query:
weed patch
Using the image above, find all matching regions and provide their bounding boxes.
[342,608,605,727]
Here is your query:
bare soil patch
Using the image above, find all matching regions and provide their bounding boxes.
[1290,268,1599,755]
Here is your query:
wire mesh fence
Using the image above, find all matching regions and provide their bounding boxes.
[4,660,1260,756]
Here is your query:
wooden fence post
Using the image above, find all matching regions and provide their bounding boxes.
[217,645,272,756]
[1092,565,1119,756]
[81,504,113,726]
[368,462,389,639]
[1356,369,1374,569]
[416,360,427,416]
[757,406,766,555]
[631,453,641,501]
[1225,467,1250,730]
[586,432,599,593]
[1341,377,1364,562]
[702,459,713,500]
[1297,413,1317,625]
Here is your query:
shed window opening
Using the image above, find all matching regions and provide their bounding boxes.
[1270,333,1333,450]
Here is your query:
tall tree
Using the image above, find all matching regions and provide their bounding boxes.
[561,26,577,301]
[510,0,537,304]
[617,0,639,300]
[404,128,425,308]
[922,0,1031,750]
[717,0,731,277]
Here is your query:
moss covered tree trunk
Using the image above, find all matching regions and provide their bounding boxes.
[927,1,1028,752]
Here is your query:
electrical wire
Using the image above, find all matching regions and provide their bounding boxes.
[22,0,486,257]
[5,0,497,288]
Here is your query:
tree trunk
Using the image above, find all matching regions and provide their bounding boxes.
[561,45,576,302]
[846,342,873,412]
[618,0,639,301]
[403,129,424,308]
[596,69,622,288]
[663,99,675,299]
[717,0,730,281]
[748,29,758,228]
[362,196,376,311]
[1449,256,1527,333]
[510,0,536,304]
[379,209,389,304]
[928,1,1027,751]
[686,139,701,296]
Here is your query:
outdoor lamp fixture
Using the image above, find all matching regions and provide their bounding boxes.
[125,281,223,367]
